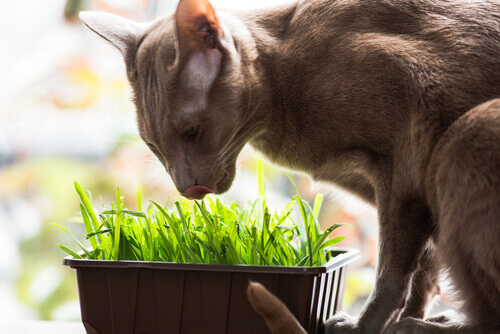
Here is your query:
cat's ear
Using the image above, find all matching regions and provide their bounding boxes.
[175,0,223,54]
[79,11,148,59]
[175,0,225,91]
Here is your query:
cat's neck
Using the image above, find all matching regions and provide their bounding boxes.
[227,4,303,161]
[242,3,299,55]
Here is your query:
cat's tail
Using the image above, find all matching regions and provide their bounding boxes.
[247,281,307,334]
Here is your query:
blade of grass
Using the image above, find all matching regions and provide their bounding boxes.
[295,196,313,266]
[112,188,122,260]
[74,181,100,232]
[52,223,91,258]
[80,203,98,250]
[137,184,143,212]
[318,236,346,250]
[151,201,187,262]
[257,157,265,197]
[101,209,147,219]
[57,243,83,259]
[310,223,350,257]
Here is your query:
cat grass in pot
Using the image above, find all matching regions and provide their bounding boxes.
[58,181,358,333]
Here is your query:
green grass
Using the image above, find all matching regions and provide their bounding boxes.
[56,177,351,267]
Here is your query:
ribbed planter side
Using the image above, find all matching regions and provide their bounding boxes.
[65,248,359,334]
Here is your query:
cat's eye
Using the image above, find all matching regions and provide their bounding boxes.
[184,126,199,142]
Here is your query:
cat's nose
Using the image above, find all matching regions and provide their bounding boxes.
[181,185,217,200]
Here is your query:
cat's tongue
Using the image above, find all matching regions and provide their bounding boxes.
[182,185,216,200]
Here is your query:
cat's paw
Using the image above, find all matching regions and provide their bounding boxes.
[425,310,461,324]
[385,318,438,334]
[324,312,361,334]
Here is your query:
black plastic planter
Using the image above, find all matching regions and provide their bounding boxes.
[63,248,359,334]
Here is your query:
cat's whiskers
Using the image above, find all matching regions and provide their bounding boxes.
[217,122,259,167]
[214,117,265,179]
[214,100,263,169]
[213,99,254,163]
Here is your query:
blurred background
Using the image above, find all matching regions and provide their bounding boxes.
[0,0,380,326]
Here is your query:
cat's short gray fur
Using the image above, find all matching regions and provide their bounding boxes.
[80,0,500,332]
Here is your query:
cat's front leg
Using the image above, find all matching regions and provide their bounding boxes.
[325,196,434,334]
[399,246,440,320]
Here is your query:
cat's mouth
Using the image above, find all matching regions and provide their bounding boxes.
[181,171,233,200]
[182,185,217,200]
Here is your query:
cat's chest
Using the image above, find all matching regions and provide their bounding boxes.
[250,133,321,174]
[250,132,372,181]
[251,134,380,202]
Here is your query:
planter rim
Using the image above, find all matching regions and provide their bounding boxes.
[62,247,359,275]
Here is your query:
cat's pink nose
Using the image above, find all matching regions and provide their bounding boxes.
[181,185,217,200]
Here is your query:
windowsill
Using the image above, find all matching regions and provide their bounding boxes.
[0,321,85,334]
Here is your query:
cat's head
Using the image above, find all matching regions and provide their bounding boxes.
[80,0,263,199]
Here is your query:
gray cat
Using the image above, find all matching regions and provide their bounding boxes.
[80,0,500,333]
